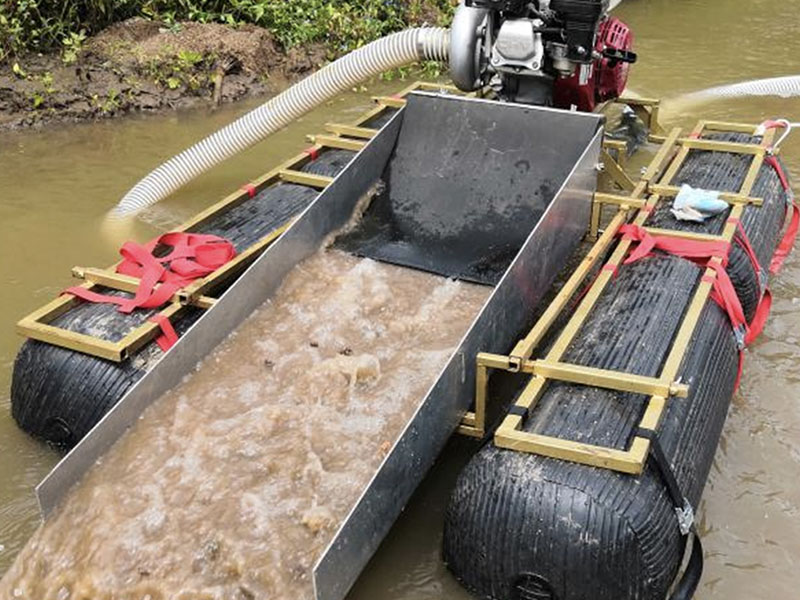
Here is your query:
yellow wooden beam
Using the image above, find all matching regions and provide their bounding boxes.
[496,429,645,474]
[17,318,124,362]
[641,227,727,243]
[72,267,217,310]
[617,95,661,107]
[603,139,628,152]
[678,137,767,155]
[373,96,407,109]
[279,169,334,189]
[648,183,764,206]
[600,148,635,192]
[308,135,367,152]
[417,81,462,93]
[324,123,378,139]
[477,352,515,370]
[593,192,646,209]
[522,360,690,398]
[702,121,760,134]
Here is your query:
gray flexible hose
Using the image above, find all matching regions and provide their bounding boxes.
[111,27,450,218]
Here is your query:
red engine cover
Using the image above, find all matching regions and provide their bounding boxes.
[552,17,634,112]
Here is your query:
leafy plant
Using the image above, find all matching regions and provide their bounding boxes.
[1,1,454,63]
[61,30,87,65]
[143,47,213,91]
[92,88,121,113]
[12,61,27,78]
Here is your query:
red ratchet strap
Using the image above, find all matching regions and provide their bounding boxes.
[602,263,619,277]
[618,224,731,266]
[765,155,799,274]
[65,232,236,352]
[727,218,769,346]
[620,225,746,338]
[148,314,179,352]
[305,147,320,161]
[619,224,752,388]
[241,183,256,198]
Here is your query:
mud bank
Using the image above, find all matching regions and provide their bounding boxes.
[0,18,327,131]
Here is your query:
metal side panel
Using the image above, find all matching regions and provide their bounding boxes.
[35,111,405,517]
[312,126,604,600]
[336,92,604,284]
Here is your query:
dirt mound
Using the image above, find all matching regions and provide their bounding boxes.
[89,18,283,75]
[0,19,325,131]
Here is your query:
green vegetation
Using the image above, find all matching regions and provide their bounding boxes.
[143,48,211,91]
[0,1,454,64]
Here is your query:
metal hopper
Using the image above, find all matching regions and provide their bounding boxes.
[35,92,604,599]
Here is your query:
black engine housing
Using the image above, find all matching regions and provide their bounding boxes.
[550,0,608,62]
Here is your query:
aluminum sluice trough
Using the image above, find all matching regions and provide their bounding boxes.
[34,92,604,599]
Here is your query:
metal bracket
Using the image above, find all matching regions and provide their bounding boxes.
[675,499,696,536]
[615,95,666,137]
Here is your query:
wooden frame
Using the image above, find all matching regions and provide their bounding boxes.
[464,121,776,474]
[16,81,470,362]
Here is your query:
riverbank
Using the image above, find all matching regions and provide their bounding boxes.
[0,0,451,131]
[0,18,329,130]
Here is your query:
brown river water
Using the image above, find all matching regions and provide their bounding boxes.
[1,0,800,597]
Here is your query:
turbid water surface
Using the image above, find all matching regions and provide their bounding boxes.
[1,0,800,597]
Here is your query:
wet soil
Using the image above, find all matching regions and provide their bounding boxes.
[0,18,327,131]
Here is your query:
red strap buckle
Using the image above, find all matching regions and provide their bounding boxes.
[241,183,256,198]
[148,314,179,352]
[305,147,320,161]
[602,263,619,277]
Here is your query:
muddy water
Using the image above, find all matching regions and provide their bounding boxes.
[0,248,488,598]
[2,0,800,597]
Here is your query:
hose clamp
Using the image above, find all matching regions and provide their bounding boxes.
[675,499,695,536]
[733,325,747,351]
[758,266,769,295]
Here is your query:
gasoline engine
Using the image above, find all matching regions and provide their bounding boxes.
[450,0,636,110]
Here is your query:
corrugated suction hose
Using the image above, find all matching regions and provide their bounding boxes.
[110,28,450,218]
[684,74,800,101]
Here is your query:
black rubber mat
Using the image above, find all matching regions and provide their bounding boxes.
[336,95,601,285]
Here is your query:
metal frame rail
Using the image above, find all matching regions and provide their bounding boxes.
[16,81,463,362]
[459,120,777,475]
